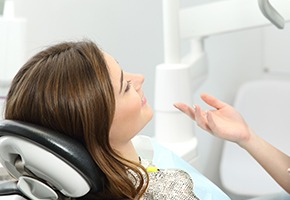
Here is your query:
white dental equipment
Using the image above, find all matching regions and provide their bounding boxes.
[154,0,290,167]
[221,80,290,195]
[258,0,285,29]
[0,0,26,83]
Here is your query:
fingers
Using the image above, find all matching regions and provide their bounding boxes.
[174,93,226,133]
[200,93,228,110]
[194,104,212,132]
[174,102,212,132]
[174,102,196,120]
[205,110,217,134]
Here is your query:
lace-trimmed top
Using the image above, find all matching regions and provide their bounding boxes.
[140,159,199,200]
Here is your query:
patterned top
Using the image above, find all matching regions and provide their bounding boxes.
[140,159,199,200]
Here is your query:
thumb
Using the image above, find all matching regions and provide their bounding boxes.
[205,111,217,134]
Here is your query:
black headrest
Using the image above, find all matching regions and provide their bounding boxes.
[0,120,104,194]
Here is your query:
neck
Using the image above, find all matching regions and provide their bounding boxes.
[112,140,139,163]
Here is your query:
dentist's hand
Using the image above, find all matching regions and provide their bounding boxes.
[175,93,290,193]
[174,93,252,147]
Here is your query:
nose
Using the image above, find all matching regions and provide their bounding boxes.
[128,73,144,90]
[136,74,144,85]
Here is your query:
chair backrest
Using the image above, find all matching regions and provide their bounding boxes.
[220,79,290,196]
[0,120,104,199]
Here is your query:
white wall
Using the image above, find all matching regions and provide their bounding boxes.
[11,0,165,134]
[10,0,224,136]
[1,0,290,195]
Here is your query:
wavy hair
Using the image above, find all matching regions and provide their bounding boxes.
[4,40,148,199]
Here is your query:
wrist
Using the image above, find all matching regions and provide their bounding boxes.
[237,128,256,149]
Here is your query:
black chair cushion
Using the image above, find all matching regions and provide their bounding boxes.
[0,120,104,194]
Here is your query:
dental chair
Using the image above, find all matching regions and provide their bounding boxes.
[0,120,232,200]
[220,79,290,198]
[0,120,105,200]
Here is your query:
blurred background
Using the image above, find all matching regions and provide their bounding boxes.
[1,0,290,199]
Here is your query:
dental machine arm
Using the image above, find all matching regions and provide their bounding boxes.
[258,0,285,29]
[155,0,290,165]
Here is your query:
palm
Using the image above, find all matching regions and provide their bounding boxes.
[174,93,250,144]
[206,104,249,143]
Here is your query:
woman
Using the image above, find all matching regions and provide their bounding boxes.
[4,40,199,199]
[175,93,290,194]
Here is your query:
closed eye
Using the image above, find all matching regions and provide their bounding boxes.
[125,80,132,92]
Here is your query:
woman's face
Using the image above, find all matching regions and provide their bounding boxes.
[104,52,153,148]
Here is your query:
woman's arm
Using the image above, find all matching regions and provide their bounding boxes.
[174,93,290,193]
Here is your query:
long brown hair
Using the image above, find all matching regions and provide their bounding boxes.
[4,40,148,199]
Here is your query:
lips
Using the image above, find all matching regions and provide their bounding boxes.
[141,95,147,106]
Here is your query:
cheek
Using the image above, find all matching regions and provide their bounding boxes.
[115,98,141,128]
[109,96,142,139]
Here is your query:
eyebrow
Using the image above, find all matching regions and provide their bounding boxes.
[119,70,124,94]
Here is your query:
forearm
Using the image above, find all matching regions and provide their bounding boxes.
[240,130,290,193]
